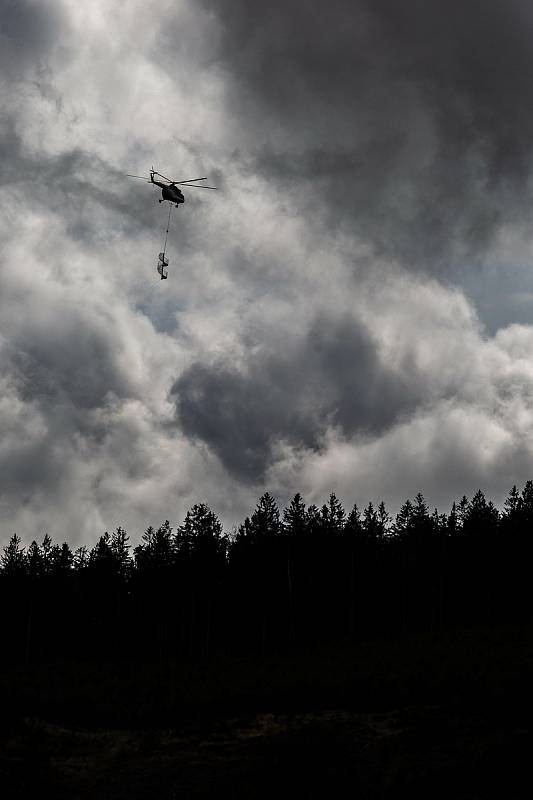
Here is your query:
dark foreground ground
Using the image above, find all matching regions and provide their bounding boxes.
[2,626,533,798]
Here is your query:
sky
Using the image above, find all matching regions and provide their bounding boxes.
[3,0,533,546]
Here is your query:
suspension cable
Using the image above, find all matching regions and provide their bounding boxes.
[162,203,173,257]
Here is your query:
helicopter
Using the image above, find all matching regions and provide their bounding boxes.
[126,167,217,207]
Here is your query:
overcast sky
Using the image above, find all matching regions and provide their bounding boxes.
[3,0,533,546]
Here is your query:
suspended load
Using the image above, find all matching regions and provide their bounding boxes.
[125,166,217,284]
[157,252,169,280]
[156,203,172,280]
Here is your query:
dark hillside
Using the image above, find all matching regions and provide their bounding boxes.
[2,487,533,796]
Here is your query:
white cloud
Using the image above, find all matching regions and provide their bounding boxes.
[3,1,533,546]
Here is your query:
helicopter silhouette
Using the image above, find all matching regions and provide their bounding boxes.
[126,167,217,207]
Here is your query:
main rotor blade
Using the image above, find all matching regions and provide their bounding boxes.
[180,184,217,190]
[153,170,217,188]
[126,174,150,181]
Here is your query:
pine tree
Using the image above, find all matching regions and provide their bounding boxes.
[248,493,281,540]
[305,504,321,535]
[178,504,226,658]
[504,485,522,518]
[110,527,131,578]
[344,504,362,538]
[343,504,363,640]
[412,493,430,527]
[48,542,73,574]
[377,501,391,537]
[456,495,470,530]
[240,494,281,656]
[521,480,533,521]
[447,502,459,536]
[1,534,26,576]
[283,493,307,537]
[431,508,447,533]
[320,493,346,535]
[463,490,499,535]
[73,546,89,570]
[41,534,53,573]
[362,502,380,542]
[394,499,414,540]
[234,516,253,546]
[26,541,44,578]
[89,532,114,572]
[178,504,224,553]
[135,522,174,571]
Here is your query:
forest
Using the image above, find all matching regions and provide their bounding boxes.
[2,482,533,665]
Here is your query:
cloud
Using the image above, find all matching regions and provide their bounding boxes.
[2,1,533,548]
[171,245,533,515]
[0,0,66,78]
[172,311,421,481]
[197,0,533,271]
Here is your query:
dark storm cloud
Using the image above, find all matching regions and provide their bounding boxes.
[10,315,133,412]
[0,287,147,511]
[0,0,66,76]
[0,431,66,502]
[199,0,533,269]
[172,314,420,481]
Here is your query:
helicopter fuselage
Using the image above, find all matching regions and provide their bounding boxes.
[151,176,184,205]
[162,184,184,205]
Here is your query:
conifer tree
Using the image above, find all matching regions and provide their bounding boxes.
[362,502,380,541]
[320,493,346,535]
[48,542,73,574]
[135,522,174,571]
[110,527,131,578]
[504,485,521,518]
[521,480,533,520]
[447,502,459,536]
[1,534,26,576]
[26,541,44,578]
[89,532,115,573]
[344,504,362,537]
[178,504,226,658]
[411,493,431,528]
[283,493,307,536]
[463,490,499,534]
[178,504,224,553]
[305,504,321,534]
[73,545,89,570]
[248,493,281,540]
[377,501,391,537]
[456,495,470,530]
[394,499,414,539]
[343,503,364,640]
[41,534,53,573]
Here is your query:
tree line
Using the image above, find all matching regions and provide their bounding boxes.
[2,483,533,664]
